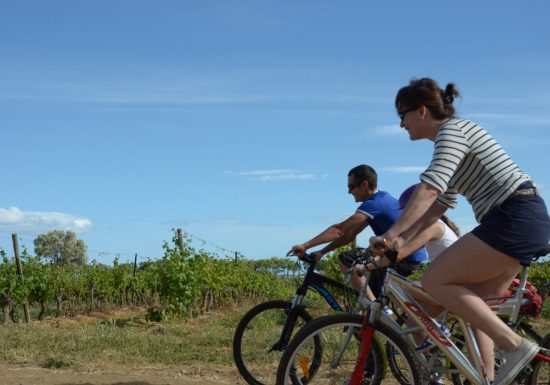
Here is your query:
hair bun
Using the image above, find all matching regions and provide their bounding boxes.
[443,90,454,106]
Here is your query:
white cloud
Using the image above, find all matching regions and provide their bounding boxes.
[0,207,92,234]
[235,169,297,176]
[260,173,316,181]
[233,169,326,181]
[366,124,406,137]
[379,167,426,174]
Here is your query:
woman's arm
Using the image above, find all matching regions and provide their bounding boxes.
[397,200,448,248]
[384,182,440,242]
[365,221,444,270]
[397,220,444,259]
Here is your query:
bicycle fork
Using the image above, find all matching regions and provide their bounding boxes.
[348,307,375,385]
[271,295,306,352]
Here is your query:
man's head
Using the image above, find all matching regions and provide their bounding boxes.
[347,164,377,202]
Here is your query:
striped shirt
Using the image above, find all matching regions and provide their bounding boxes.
[420,118,532,222]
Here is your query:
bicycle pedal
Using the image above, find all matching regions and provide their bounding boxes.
[512,365,533,385]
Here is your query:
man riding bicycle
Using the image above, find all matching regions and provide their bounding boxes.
[288,164,428,304]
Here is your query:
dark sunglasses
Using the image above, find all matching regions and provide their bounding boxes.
[348,180,364,193]
[398,107,416,122]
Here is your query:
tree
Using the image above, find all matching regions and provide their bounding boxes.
[33,230,88,265]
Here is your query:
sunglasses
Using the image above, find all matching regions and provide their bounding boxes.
[348,180,364,193]
[398,107,416,122]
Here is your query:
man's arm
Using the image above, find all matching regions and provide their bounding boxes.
[288,212,369,258]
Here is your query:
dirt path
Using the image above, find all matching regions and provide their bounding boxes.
[0,364,246,385]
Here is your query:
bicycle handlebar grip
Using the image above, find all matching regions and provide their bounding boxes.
[370,237,390,252]
[299,253,317,264]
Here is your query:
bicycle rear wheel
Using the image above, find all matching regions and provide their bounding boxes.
[233,300,314,385]
[447,320,550,385]
[528,332,550,385]
[276,313,420,385]
[451,319,544,385]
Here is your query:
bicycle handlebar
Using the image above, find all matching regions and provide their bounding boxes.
[297,253,317,264]
[369,237,399,265]
[371,238,391,252]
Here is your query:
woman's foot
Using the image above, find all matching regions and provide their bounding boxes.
[494,338,539,385]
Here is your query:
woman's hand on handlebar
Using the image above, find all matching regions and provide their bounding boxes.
[369,236,392,255]
[369,235,405,254]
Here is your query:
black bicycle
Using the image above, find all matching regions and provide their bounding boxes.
[233,253,379,385]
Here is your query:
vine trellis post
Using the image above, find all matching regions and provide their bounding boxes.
[12,234,30,323]
[176,228,185,251]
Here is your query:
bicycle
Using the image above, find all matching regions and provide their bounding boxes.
[233,253,386,385]
[275,244,550,385]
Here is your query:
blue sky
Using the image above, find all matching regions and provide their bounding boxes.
[1,1,549,265]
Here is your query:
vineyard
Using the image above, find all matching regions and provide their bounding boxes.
[0,232,299,324]
[1,233,550,324]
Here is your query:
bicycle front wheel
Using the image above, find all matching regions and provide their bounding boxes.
[276,313,421,385]
[233,300,314,385]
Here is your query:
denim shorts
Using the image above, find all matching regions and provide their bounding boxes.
[471,186,550,264]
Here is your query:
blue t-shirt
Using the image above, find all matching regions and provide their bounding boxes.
[357,190,428,263]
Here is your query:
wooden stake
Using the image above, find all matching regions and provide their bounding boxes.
[12,234,30,323]
[177,228,184,250]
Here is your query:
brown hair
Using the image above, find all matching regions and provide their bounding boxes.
[440,215,460,237]
[348,164,378,190]
[395,78,460,120]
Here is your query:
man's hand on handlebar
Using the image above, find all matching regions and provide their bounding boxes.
[287,244,307,258]
[287,244,323,262]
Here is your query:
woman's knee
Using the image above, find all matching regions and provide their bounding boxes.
[420,268,439,294]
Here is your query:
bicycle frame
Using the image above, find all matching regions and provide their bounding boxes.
[383,272,490,385]
[291,260,357,312]
[351,261,545,385]
[277,258,358,350]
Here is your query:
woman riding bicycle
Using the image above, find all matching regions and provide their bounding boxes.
[371,77,550,385]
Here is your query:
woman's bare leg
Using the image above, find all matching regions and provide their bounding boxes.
[338,260,377,301]
[421,233,522,352]
[473,329,495,381]
[463,269,519,381]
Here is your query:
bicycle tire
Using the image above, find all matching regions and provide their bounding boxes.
[233,300,315,385]
[384,316,544,385]
[276,313,421,385]
[528,331,550,385]
[449,319,544,385]
[515,320,543,344]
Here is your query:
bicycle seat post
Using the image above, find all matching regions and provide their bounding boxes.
[509,264,530,324]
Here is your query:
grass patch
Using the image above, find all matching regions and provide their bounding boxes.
[42,357,71,369]
[0,305,244,371]
[0,301,549,373]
